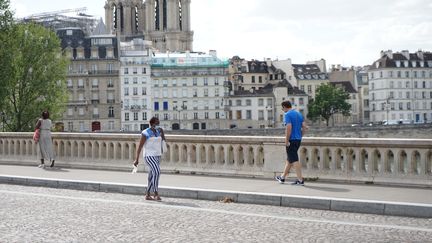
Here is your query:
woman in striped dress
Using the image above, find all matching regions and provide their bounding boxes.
[133,117,166,201]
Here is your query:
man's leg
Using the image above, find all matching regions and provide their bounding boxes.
[292,161,303,181]
[281,160,292,178]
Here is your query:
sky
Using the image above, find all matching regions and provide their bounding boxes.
[10,0,432,68]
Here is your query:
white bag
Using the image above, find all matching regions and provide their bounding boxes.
[162,140,168,154]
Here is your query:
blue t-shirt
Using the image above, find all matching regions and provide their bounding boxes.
[283,109,304,140]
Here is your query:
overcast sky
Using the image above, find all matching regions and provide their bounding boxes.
[11,0,432,68]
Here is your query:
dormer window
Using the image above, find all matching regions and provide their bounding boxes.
[412,61,417,67]
[76,47,84,59]
[404,61,409,67]
[395,60,401,67]
[420,61,424,67]
[91,47,98,59]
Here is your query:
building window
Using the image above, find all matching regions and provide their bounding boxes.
[258,99,264,106]
[133,87,138,95]
[134,112,138,121]
[124,68,129,74]
[246,110,252,119]
[107,79,114,88]
[236,100,242,106]
[142,87,147,95]
[193,78,198,86]
[194,112,198,119]
[108,106,114,118]
[154,102,159,111]
[214,77,219,86]
[251,76,255,83]
[204,89,208,97]
[216,112,220,119]
[125,113,130,121]
[142,68,146,74]
[204,78,208,86]
[163,101,168,110]
[246,99,251,106]
[142,112,147,121]
[215,88,219,97]
[124,88,129,96]
[307,85,312,93]
[259,76,262,83]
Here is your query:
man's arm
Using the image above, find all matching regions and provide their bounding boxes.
[285,124,292,145]
[301,121,308,135]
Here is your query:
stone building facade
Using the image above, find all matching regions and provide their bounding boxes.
[57,27,121,132]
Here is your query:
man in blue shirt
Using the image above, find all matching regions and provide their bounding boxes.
[275,101,308,185]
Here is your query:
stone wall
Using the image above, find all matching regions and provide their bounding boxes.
[168,124,432,139]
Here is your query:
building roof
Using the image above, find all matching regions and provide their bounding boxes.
[292,64,328,80]
[330,81,357,93]
[370,50,432,69]
[247,60,268,73]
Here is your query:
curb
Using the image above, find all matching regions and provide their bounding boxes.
[0,175,431,219]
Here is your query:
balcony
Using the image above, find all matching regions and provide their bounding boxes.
[88,70,119,76]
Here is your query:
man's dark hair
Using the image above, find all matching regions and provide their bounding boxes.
[149,117,159,126]
[281,100,292,108]
[42,111,50,119]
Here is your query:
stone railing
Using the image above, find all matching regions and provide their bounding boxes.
[0,133,431,186]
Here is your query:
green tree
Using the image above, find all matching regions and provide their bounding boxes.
[0,0,13,29]
[307,83,351,126]
[0,23,68,132]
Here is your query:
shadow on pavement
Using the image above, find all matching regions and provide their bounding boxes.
[43,167,70,173]
[159,201,200,208]
[305,185,350,193]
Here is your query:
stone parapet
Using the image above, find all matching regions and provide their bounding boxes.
[0,132,431,186]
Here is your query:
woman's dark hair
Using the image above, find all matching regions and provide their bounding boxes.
[281,100,292,108]
[42,111,50,119]
[149,117,159,126]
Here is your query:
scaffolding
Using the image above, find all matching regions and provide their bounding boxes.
[20,7,98,34]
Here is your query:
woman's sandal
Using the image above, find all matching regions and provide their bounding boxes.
[145,195,154,200]
[154,195,162,201]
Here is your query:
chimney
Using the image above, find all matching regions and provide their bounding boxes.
[417,49,424,60]
[385,50,393,59]
[401,50,410,60]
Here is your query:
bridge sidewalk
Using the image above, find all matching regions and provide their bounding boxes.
[0,164,431,218]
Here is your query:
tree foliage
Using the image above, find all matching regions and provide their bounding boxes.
[0,23,68,132]
[307,83,351,126]
[0,0,13,30]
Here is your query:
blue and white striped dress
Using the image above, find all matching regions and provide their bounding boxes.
[142,128,163,193]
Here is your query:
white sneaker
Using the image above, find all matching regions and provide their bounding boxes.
[131,164,138,174]
[38,164,45,168]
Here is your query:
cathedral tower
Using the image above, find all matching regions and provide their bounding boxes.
[105,0,193,52]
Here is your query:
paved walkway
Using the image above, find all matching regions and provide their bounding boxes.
[0,164,431,218]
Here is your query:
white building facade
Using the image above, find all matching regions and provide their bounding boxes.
[369,50,432,124]
[151,51,229,130]
[119,39,153,132]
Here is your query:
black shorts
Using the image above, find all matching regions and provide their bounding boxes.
[286,140,301,163]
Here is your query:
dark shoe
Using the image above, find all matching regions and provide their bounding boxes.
[275,175,285,184]
[145,195,154,200]
[50,160,55,167]
[291,179,305,186]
